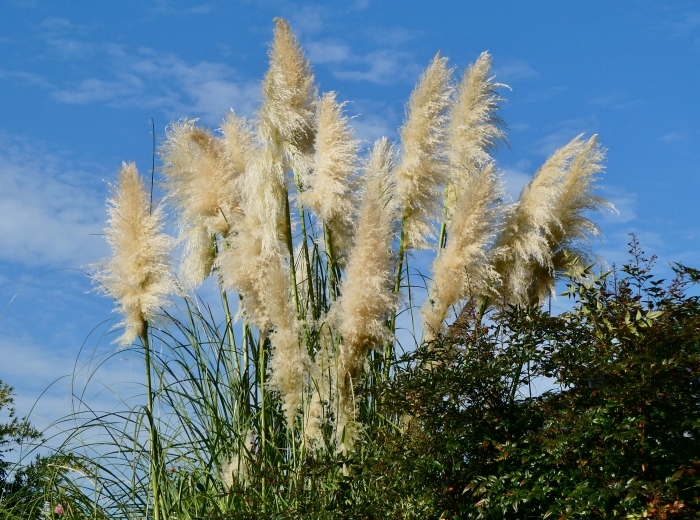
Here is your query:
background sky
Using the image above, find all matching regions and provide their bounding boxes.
[1,0,700,440]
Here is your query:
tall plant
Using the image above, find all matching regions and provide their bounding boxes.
[49,17,611,519]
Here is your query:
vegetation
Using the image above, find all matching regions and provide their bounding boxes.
[3,17,699,520]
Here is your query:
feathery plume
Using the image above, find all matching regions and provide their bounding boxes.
[238,146,288,255]
[494,134,608,305]
[259,17,317,177]
[301,92,359,262]
[94,162,175,346]
[447,52,507,176]
[529,134,609,303]
[219,207,307,426]
[394,53,453,249]
[161,117,253,287]
[335,138,398,440]
[422,162,503,339]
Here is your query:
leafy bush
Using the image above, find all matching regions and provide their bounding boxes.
[350,239,700,518]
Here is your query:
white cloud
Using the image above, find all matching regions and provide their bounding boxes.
[343,98,400,146]
[601,186,636,223]
[149,0,216,16]
[332,49,421,85]
[47,45,260,124]
[0,135,108,268]
[494,58,539,83]
[288,4,327,36]
[500,159,533,199]
[661,131,686,143]
[53,75,143,104]
[530,117,597,156]
[306,40,352,64]
[588,92,645,111]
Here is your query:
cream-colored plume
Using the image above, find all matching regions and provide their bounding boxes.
[237,145,288,255]
[94,162,175,346]
[221,429,254,491]
[301,92,359,262]
[161,116,253,288]
[494,134,608,305]
[528,135,609,303]
[219,208,307,426]
[259,17,317,178]
[447,52,507,176]
[335,138,398,439]
[394,54,453,249]
[422,162,503,339]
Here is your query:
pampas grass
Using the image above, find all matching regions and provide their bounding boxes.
[395,54,453,250]
[494,134,608,305]
[422,162,503,339]
[58,17,612,519]
[93,162,175,346]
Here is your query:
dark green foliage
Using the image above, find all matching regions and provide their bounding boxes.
[0,381,41,484]
[336,239,700,518]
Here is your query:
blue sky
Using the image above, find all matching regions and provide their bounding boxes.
[1,1,700,433]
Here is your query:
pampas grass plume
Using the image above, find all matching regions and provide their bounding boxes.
[259,17,316,172]
[447,52,506,175]
[495,134,608,304]
[335,138,398,437]
[422,162,503,338]
[94,162,175,346]
[395,53,453,249]
[161,117,253,288]
[301,92,359,261]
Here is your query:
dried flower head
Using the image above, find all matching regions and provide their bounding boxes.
[161,116,253,288]
[301,92,359,262]
[494,134,608,305]
[394,53,453,249]
[259,17,317,175]
[422,162,504,338]
[447,52,507,175]
[94,162,175,346]
[335,138,398,439]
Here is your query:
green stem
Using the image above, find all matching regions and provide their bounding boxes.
[258,333,268,507]
[324,223,340,302]
[437,189,450,254]
[385,215,407,380]
[284,191,302,317]
[292,171,317,319]
[141,324,163,520]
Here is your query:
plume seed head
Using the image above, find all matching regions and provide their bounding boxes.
[259,18,317,166]
[94,162,175,346]
[394,53,454,249]
[422,162,504,337]
[494,134,609,305]
[447,52,507,175]
[336,137,398,384]
[301,92,360,261]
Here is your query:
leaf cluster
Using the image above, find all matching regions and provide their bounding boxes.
[340,239,700,518]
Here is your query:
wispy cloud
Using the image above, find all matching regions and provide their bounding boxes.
[493,58,539,83]
[500,159,533,200]
[335,49,418,84]
[600,186,636,224]
[661,131,686,143]
[148,0,216,16]
[530,117,598,156]
[46,44,259,123]
[588,91,645,111]
[344,98,400,146]
[0,69,52,88]
[0,134,108,268]
[662,9,700,39]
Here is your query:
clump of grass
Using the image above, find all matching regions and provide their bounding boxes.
[38,17,611,519]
